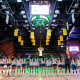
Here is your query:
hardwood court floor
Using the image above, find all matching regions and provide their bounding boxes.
[0,75,80,80]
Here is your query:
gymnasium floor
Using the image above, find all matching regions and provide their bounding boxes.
[0,75,80,80]
[0,68,80,80]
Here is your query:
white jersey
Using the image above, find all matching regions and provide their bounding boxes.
[23,59,26,64]
[71,59,75,64]
[6,59,11,64]
[1,59,4,64]
[41,59,45,64]
[0,59,2,64]
[46,59,51,66]
[3,58,7,64]
[34,59,39,66]
[77,59,80,66]
[17,59,21,66]
[52,59,57,64]
[12,59,16,65]
[30,59,33,66]
[58,60,62,65]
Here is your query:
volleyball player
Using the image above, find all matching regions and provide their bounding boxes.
[34,57,39,76]
[77,57,80,73]
[12,57,16,74]
[6,57,11,76]
[71,58,77,74]
[52,57,57,74]
[41,58,46,76]
[58,58,63,74]
[16,57,21,74]
[6,57,11,69]
[22,58,26,74]
[30,57,33,74]
[46,58,52,74]
[0,57,4,74]
[3,57,7,75]
[0,58,2,73]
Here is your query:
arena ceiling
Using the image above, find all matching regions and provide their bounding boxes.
[0,0,80,55]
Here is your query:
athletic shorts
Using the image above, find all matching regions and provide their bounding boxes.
[22,64,26,67]
[41,64,45,67]
[72,64,76,70]
[58,64,63,67]
[0,64,2,66]
[1,64,4,66]
[12,64,16,67]
[53,64,57,66]
[7,64,11,67]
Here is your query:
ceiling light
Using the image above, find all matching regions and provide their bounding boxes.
[20,11,25,15]
[1,5,6,9]
[61,45,63,47]
[23,25,26,27]
[23,15,27,18]
[74,3,79,8]
[32,24,34,26]
[46,24,49,26]
[32,28,35,30]
[0,0,2,2]
[54,24,57,26]
[27,24,29,26]
[45,27,48,29]
[57,0,62,1]
[28,30,31,32]
[55,10,60,14]
[26,0,29,1]
[17,0,22,2]
[5,11,9,14]
[51,24,54,26]
[9,25,12,27]
[53,14,57,17]
[71,9,75,13]
[25,20,28,23]
[52,20,56,22]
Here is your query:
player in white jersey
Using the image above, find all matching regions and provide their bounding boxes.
[1,57,7,75]
[34,57,39,68]
[0,58,3,73]
[6,57,11,69]
[30,57,34,73]
[77,57,80,73]
[16,58,21,74]
[6,57,11,76]
[34,57,39,75]
[52,57,57,73]
[71,58,77,73]
[46,58,52,73]
[58,58,63,73]
[22,58,26,74]
[12,57,16,73]
[0,58,2,69]
[41,58,46,76]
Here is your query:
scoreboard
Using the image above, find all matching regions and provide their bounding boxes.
[29,0,51,26]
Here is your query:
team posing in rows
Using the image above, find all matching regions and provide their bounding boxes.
[0,57,80,75]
